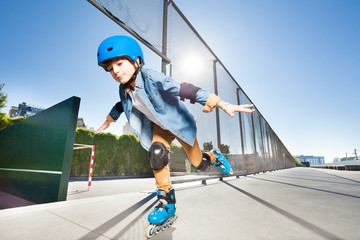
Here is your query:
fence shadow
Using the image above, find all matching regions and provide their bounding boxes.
[78,192,156,240]
[249,176,360,199]
[223,181,343,240]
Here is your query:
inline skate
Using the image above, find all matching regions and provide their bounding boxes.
[211,148,233,175]
[146,188,177,238]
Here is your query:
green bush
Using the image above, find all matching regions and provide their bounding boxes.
[294,157,305,167]
[71,129,152,177]
[71,129,95,177]
[0,113,26,131]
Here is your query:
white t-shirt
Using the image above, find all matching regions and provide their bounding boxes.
[130,90,168,130]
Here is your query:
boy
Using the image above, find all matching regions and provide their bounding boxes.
[95,35,254,237]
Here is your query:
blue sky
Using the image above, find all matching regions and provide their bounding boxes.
[1,0,359,163]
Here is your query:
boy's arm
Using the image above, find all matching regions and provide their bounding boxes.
[95,102,123,134]
[146,69,254,115]
[201,94,255,116]
[146,70,213,108]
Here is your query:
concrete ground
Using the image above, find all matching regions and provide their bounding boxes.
[0,167,359,240]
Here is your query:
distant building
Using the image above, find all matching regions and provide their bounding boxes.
[77,118,86,129]
[295,155,325,166]
[9,102,88,129]
[8,106,18,117]
[9,102,44,118]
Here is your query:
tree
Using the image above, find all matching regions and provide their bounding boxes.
[0,83,8,130]
[293,156,305,167]
[203,141,213,151]
[219,144,230,154]
[203,141,230,154]
[0,83,7,111]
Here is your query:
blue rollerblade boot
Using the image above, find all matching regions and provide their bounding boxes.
[211,148,233,175]
[146,188,177,238]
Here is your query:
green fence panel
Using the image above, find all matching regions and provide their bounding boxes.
[0,96,80,204]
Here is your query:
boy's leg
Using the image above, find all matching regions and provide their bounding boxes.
[151,124,176,192]
[147,125,177,233]
[176,136,217,171]
[177,137,233,174]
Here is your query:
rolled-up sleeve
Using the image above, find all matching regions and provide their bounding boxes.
[202,93,221,113]
[108,102,123,121]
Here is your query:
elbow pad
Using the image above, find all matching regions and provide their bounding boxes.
[115,102,124,114]
[179,82,201,104]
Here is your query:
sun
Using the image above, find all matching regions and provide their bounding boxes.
[176,51,206,78]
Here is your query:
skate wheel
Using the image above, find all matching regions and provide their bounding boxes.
[162,225,167,231]
[146,225,155,239]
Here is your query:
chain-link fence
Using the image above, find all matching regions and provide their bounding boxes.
[87,0,296,176]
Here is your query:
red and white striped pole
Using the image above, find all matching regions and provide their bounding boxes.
[88,145,95,190]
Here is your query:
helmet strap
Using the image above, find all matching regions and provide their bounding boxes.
[125,59,144,91]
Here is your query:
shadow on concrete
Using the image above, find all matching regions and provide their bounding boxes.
[112,196,158,239]
[309,169,360,184]
[270,175,360,187]
[78,192,156,240]
[67,189,90,196]
[223,182,344,240]
[0,191,35,210]
[249,176,360,199]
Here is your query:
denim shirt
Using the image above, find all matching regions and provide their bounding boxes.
[109,68,211,151]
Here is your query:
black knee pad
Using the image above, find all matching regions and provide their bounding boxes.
[149,142,170,170]
[195,153,211,172]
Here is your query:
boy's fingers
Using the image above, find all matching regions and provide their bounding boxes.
[95,122,110,134]
[243,104,255,112]
[234,106,255,113]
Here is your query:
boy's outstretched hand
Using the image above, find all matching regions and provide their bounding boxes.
[95,120,111,134]
[218,101,255,117]
[225,104,255,117]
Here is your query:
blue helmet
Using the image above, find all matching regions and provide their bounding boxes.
[97,35,145,68]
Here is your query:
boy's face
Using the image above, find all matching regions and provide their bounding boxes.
[106,57,138,85]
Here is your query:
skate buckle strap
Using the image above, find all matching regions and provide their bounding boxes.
[157,189,176,204]
[154,188,176,214]
[213,158,223,167]
[155,201,169,213]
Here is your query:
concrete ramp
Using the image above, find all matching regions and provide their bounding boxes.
[1,168,359,239]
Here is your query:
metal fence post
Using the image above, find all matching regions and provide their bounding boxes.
[213,59,221,147]
[258,115,266,171]
[236,88,245,160]
[162,0,170,74]
[251,110,258,172]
